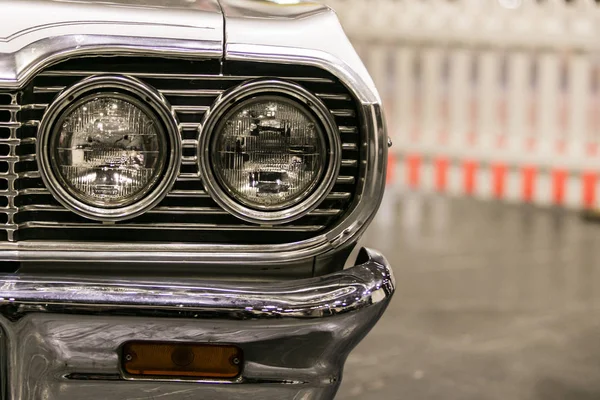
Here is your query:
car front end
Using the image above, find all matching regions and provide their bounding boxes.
[0,0,393,398]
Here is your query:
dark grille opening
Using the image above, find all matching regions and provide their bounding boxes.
[15,178,45,191]
[0,262,19,273]
[0,111,10,122]
[0,197,8,208]
[9,56,362,245]
[14,161,38,174]
[176,113,205,124]
[0,180,8,192]
[171,179,204,192]
[18,125,38,140]
[0,163,8,174]
[181,130,199,141]
[14,194,58,207]
[179,164,199,175]
[0,128,10,140]
[182,147,196,157]
[0,94,12,106]
[15,143,35,157]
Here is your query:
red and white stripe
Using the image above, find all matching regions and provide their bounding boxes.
[388,154,599,209]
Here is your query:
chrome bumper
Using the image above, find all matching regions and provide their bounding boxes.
[0,247,394,400]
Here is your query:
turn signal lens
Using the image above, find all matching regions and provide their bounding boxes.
[122,342,242,379]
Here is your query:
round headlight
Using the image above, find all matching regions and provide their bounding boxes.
[199,80,341,224]
[52,94,166,207]
[38,76,181,221]
[212,96,326,210]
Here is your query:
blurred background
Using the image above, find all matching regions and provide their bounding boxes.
[328,0,600,399]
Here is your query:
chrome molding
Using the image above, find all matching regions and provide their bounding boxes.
[36,75,182,221]
[0,247,394,400]
[198,79,341,225]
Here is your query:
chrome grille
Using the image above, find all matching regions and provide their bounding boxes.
[9,57,360,244]
[0,93,19,242]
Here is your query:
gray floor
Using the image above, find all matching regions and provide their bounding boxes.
[338,188,600,400]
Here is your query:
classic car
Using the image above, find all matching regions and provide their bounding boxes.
[0,0,393,398]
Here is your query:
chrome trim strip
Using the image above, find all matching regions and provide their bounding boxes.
[0,139,20,145]
[167,189,208,197]
[179,122,201,130]
[16,171,40,178]
[181,139,199,147]
[17,221,325,232]
[330,109,356,117]
[172,105,210,113]
[175,173,201,181]
[37,70,335,83]
[181,156,198,165]
[32,86,66,94]
[14,188,49,196]
[341,159,358,167]
[16,204,340,216]
[338,126,358,134]
[0,247,394,399]
[20,104,47,110]
[160,88,224,97]
[0,105,20,111]
[315,93,351,101]
[336,176,355,185]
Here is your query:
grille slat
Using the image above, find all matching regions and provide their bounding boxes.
[33,86,65,94]
[167,190,209,198]
[161,89,224,97]
[336,176,356,185]
[342,143,359,151]
[3,56,361,244]
[172,105,210,113]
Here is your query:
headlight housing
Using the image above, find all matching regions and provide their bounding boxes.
[37,75,181,221]
[199,80,341,224]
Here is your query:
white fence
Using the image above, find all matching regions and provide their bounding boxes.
[328,0,600,208]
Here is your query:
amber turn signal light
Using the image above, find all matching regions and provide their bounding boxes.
[122,341,243,379]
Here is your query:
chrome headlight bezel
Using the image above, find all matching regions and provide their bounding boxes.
[199,80,341,225]
[37,75,181,221]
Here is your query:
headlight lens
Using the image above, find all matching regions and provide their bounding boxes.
[50,94,167,207]
[211,96,326,210]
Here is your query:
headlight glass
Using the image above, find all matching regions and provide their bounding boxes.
[50,94,167,207]
[211,96,326,210]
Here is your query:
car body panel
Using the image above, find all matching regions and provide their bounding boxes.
[0,0,223,87]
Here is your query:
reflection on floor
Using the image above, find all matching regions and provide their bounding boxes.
[338,187,600,400]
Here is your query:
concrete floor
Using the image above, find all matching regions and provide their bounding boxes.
[338,188,600,400]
